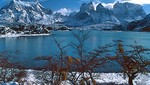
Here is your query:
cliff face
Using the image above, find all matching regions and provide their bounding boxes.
[66,2,146,27]
[127,14,150,31]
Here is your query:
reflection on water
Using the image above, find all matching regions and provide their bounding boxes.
[0,31,150,68]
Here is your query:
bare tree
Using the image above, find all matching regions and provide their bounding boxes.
[34,31,110,85]
[109,41,150,85]
[34,36,70,85]
[0,51,26,83]
[68,30,110,85]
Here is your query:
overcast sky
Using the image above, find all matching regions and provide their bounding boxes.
[0,0,150,14]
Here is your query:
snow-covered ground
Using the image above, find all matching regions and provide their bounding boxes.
[0,33,51,38]
[94,73,150,85]
[2,70,150,85]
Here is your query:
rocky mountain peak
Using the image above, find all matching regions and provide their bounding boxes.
[0,0,53,25]
[113,2,146,23]
[96,3,104,10]
[80,1,95,13]
[144,14,150,21]
[96,3,112,15]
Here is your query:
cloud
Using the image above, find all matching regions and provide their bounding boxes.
[102,3,115,9]
[54,8,72,16]
[92,1,100,10]
[116,0,150,5]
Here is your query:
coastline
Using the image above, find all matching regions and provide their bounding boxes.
[0,33,51,38]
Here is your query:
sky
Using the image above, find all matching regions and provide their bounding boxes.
[0,0,150,14]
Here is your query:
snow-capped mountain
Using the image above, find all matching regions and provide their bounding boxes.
[80,2,95,13]
[113,2,146,24]
[0,0,53,25]
[65,1,146,28]
[127,14,150,31]
[0,0,147,31]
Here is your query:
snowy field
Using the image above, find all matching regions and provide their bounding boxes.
[1,70,150,85]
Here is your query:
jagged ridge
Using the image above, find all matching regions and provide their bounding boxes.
[65,1,146,28]
[0,0,53,25]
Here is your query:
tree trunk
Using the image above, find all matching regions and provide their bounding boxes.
[89,72,96,85]
[128,76,134,85]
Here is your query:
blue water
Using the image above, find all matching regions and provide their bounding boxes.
[0,31,150,70]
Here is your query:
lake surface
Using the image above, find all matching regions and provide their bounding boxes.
[0,31,150,71]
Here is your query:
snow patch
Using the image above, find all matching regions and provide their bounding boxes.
[14,0,32,7]
[1,71,150,85]
[102,3,115,9]
[54,8,72,16]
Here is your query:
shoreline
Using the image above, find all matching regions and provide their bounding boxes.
[0,30,149,38]
[0,33,51,38]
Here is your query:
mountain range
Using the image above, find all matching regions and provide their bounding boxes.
[0,0,53,25]
[0,0,150,31]
[127,14,150,31]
